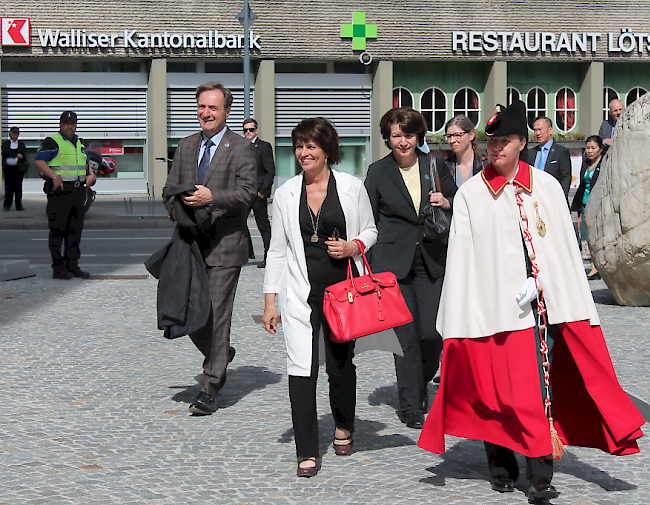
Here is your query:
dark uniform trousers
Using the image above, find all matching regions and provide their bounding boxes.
[46,185,86,271]
[189,265,242,397]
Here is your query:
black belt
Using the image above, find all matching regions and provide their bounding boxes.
[61,180,85,188]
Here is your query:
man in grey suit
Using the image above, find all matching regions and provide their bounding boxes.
[163,82,257,415]
[523,117,571,197]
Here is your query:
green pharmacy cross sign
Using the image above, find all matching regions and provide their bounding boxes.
[340,12,377,51]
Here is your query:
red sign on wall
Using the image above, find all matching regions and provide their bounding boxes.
[1,17,31,47]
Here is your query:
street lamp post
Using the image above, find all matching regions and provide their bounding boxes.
[236,0,258,119]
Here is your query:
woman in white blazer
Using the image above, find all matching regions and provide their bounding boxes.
[262,118,399,478]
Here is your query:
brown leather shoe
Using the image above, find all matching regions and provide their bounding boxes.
[297,457,319,478]
[333,436,354,456]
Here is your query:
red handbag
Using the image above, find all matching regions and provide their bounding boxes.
[323,241,413,343]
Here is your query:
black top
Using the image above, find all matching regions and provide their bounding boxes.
[300,172,351,285]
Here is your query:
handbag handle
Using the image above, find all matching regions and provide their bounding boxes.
[345,238,373,281]
[429,155,441,193]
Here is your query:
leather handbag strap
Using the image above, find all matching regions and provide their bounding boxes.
[345,238,373,281]
[429,156,439,192]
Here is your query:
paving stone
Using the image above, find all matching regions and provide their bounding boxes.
[0,265,647,504]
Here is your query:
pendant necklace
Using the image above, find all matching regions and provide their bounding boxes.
[308,170,330,243]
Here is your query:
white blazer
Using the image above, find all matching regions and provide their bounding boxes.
[263,170,402,377]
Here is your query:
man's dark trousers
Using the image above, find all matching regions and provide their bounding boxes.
[251,195,271,260]
[3,170,25,210]
[46,186,85,271]
[189,265,241,396]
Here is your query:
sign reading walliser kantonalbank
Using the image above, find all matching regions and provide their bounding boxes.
[34,28,262,50]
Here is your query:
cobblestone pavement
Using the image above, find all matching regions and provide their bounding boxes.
[0,261,648,504]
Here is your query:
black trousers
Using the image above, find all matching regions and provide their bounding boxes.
[289,281,356,458]
[189,265,241,397]
[3,169,25,210]
[484,442,553,483]
[393,249,444,415]
[251,195,271,258]
[46,188,85,271]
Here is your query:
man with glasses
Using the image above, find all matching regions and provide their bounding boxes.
[242,118,275,268]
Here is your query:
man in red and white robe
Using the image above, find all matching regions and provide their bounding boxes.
[418,100,644,504]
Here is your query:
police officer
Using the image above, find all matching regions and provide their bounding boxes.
[35,111,96,279]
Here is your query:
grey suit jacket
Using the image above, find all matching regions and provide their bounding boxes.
[163,127,257,267]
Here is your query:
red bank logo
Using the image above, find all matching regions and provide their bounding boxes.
[1,17,31,46]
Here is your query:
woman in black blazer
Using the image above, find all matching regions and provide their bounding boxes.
[364,108,457,429]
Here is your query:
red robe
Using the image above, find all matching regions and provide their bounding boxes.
[418,163,644,458]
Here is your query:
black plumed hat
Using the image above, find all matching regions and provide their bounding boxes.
[485,100,527,137]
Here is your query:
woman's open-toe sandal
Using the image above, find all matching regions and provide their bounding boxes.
[297,457,319,477]
[333,435,354,456]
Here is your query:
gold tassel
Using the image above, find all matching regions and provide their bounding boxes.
[549,417,564,460]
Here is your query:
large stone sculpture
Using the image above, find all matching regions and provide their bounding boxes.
[584,92,650,306]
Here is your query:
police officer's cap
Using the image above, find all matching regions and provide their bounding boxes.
[60,111,78,122]
[485,100,527,137]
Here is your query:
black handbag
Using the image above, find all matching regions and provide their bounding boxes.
[420,156,451,241]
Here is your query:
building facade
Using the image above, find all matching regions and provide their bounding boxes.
[1,1,648,194]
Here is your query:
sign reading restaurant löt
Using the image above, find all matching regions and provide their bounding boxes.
[452,29,650,54]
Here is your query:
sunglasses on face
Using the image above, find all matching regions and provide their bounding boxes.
[243,127,257,133]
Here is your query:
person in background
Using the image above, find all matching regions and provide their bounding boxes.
[364,108,457,430]
[2,127,28,212]
[570,135,604,281]
[443,115,485,188]
[262,118,398,478]
[598,99,624,148]
[34,112,96,279]
[242,118,275,268]
[523,117,571,197]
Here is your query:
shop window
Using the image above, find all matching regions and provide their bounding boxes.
[626,86,647,106]
[333,61,368,74]
[507,87,520,106]
[167,61,197,73]
[85,140,144,178]
[453,87,480,127]
[274,137,367,177]
[420,87,447,133]
[555,87,576,133]
[205,61,244,73]
[393,87,413,108]
[603,87,620,120]
[526,87,547,130]
[276,62,328,73]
